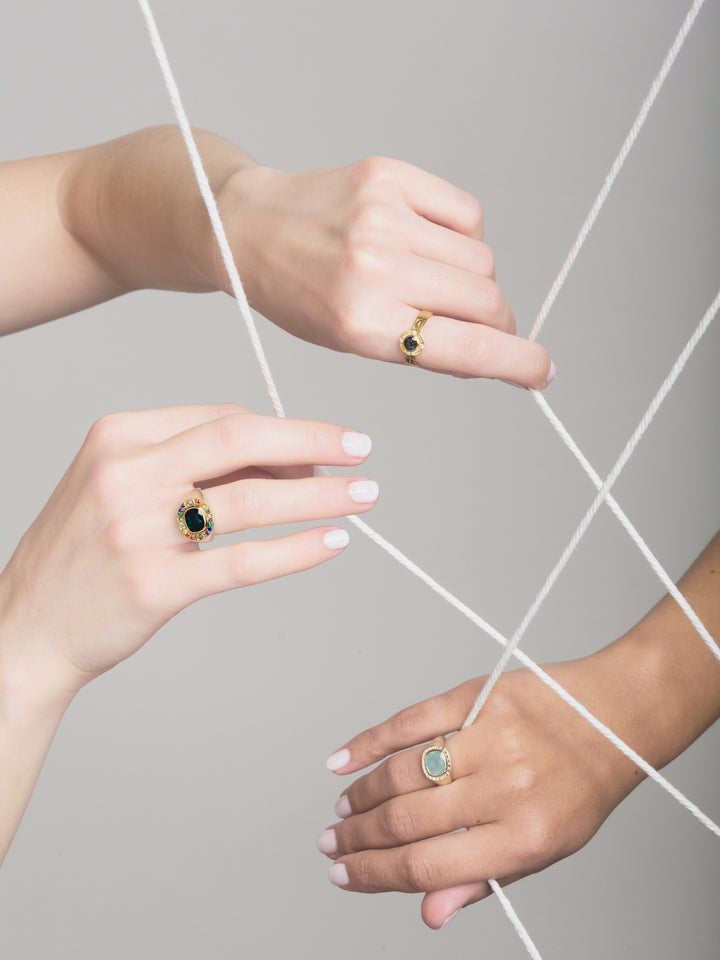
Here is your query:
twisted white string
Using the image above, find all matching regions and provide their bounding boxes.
[489,880,544,960]
[135,0,717,953]
[529,0,707,342]
[464,287,720,724]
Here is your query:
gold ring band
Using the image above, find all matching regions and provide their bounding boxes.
[400,311,433,365]
[177,488,215,543]
[420,736,453,785]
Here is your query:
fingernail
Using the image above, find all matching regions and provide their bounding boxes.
[441,909,461,928]
[334,794,352,818]
[329,862,350,887]
[327,748,351,772]
[348,480,379,504]
[316,829,338,856]
[342,432,372,458]
[546,360,557,386]
[323,529,350,551]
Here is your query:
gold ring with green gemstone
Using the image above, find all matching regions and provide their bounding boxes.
[177,489,215,543]
[399,310,433,365]
[420,736,453,785]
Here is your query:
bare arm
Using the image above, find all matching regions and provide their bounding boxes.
[0,126,257,335]
[1,126,553,385]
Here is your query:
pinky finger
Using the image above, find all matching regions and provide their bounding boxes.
[181,526,350,600]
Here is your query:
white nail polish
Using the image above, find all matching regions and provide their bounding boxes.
[323,529,350,551]
[326,748,351,772]
[342,432,372,458]
[329,862,350,887]
[546,360,557,386]
[334,794,352,819]
[442,909,461,928]
[348,480,379,504]
[316,829,338,855]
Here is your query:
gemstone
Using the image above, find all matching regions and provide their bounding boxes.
[184,507,206,533]
[403,335,419,353]
[424,749,447,778]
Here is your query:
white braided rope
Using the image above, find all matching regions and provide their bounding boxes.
[135,0,717,954]
[464,288,720,724]
[529,0,707,342]
[489,880,544,960]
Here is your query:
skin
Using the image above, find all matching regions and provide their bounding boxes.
[0,125,553,865]
[1,126,553,386]
[320,532,720,929]
[0,403,379,865]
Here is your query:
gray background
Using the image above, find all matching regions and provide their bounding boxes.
[1,0,718,957]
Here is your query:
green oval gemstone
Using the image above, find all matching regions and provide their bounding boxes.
[425,749,447,778]
[185,507,206,533]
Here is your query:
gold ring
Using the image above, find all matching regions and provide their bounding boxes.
[420,736,453,785]
[400,311,433,365]
[177,489,215,543]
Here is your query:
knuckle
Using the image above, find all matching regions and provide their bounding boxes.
[478,280,505,321]
[85,412,129,450]
[521,812,556,865]
[460,194,483,236]
[382,756,415,797]
[461,329,494,374]
[215,402,250,419]
[391,703,427,742]
[352,156,396,193]
[216,413,249,456]
[226,545,258,586]
[403,851,439,892]
[508,761,541,800]
[480,244,495,278]
[380,799,416,844]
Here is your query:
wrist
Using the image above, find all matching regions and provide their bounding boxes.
[0,574,80,728]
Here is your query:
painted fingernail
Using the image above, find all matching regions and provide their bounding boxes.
[348,480,379,504]
[329,862,350,887]
[342,432,372,458]
[546,360,557,386]
[334,794,352,819]
[441,909,461,928]
[323,529,350,551]
[327,748,351,772]
[316,829,338,856]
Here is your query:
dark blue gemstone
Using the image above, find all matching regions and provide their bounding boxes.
[185,507,206,533]
[403,335,419,352]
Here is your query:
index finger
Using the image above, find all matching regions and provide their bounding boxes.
[157,414,372,484]
[326,679,482,775]
[391,159,485,240]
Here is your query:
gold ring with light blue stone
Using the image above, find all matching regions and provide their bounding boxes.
[177,488,215,543]
[400,310,433,365]
[421,736,453,785]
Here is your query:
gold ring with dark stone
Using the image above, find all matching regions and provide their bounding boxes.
[399,311,433,365]
[177,489,215,543]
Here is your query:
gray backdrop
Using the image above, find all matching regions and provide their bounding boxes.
[1,1,718,957]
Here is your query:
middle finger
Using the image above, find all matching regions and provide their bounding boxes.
[204,475,379,533]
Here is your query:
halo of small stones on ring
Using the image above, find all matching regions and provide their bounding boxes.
[177,497,215,542]
[420,743,452,783]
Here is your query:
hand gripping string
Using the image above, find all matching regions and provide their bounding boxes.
[135,1,717,955]
[529,0,707,342]
[464,287,720,726]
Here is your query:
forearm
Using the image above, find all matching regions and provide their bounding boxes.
[589,531,720,772]
[0,599,77,866]
[1,126,258,335]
